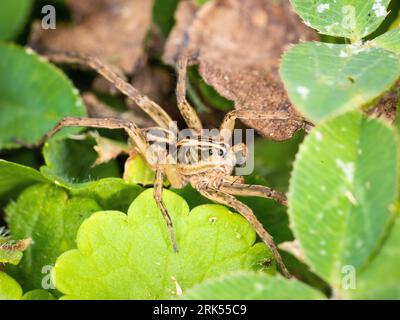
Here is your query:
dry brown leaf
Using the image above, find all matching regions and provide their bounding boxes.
[163,0,199,66]
[164,0,318,140]
[89,131,130,166]
[30,0,154,74]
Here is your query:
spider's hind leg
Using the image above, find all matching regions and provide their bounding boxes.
[153,169,178,252]
[221,181,288,206]
[196,185,291,278]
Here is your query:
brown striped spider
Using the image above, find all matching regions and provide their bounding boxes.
[38,52,302,278]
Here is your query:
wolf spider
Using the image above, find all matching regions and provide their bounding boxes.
[37,52,306,278]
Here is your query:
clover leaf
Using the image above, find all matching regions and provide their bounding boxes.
[290,0,390,41]
[280,42,400,122]
[288,111,398,291]
[181,271,325,300]
[344,216,400,299]
[372,28,400,55]
[53,189,274,299]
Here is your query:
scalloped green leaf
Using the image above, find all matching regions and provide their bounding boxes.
[372,28,400,54]
[290,0,390,40]
[0,272,23,300]
[0,43,86,149]
[53,189,274,299]
[123,154,157,186]
[6,184,103,291]
[280,42,400,122]
[22,289,55,300]
[288,112,398,289]
[41,137,120,185]
[0,1,33,40]
[182,271,325,300]
[68,178,144,212]
[344,216,400,299]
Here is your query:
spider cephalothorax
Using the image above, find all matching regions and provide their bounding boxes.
[37,52,308,278]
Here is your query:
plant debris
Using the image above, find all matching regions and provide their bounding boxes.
[29,0,154,74]
[366,82,400,123]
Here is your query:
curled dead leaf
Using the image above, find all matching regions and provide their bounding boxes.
[164,0,318,140]
[30,0,154,74]
[89,131,130,166]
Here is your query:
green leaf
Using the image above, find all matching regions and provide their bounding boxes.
[280,42,400,122]
[173,181,292,245]
[288,111,398,288]
[372,28,400,54]
[0,1,33,40]
[0,249,23,265]
[22,289,55,300]
[0,272,23,300]
[0,160,49,205]
[289,0,390,40]
[181,271,325,300]
[53,189,274,299]
[153,0,180,37]
[41,137,120,185]
[123,154,156,186]
[0,43,86,149]
[344,216,400,299]
[252,132,305,192]
[68,178,144,213]
[6,184,103,291]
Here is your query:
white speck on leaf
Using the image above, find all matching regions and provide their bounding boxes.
[373,0,387,17]
[296,86,309,99]
[317,4,330,13]
[336,159,354,183]
[25,47,35,55]
[345,191,358,206]
[255,283,264,291]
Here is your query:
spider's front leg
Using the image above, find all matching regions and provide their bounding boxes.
[44,51,174,129]
[220,110,313,141]
[153,169,178,252]
[195,185,291,278]
[176,55,203,132]
[36,117,148,156]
